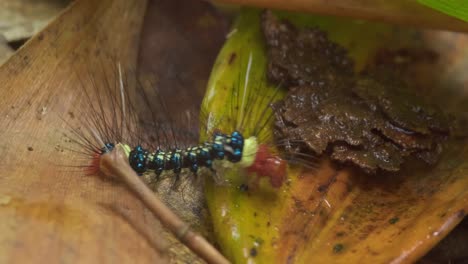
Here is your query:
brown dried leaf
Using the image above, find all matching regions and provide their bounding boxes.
[267,13,450,172]
[263,11,353,87]
[354,76,450,134]
[0,0,172,263]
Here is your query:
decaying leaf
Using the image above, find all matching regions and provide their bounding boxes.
[262,10,354,87]
[0,0,172,263]
[0,0,233,262]
[1,0,467,262]
[265,11,452,172]
[203,9,468,263]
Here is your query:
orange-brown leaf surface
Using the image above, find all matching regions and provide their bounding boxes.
[1,1,468,263]
[0,0,232,262]
[0,0,172,263]
[203,9,468,263]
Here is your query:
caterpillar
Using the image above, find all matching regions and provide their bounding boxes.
[105,130,247,176]
[67,54,289,190]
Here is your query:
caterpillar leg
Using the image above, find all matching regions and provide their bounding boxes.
[171,173,181,190]
[212,168,223,183]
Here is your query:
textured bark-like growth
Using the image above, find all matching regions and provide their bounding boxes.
[263,11,450,172]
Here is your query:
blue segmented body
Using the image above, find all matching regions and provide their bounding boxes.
[104,131,244,177]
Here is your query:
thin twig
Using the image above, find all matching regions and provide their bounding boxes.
[100,145,230,264]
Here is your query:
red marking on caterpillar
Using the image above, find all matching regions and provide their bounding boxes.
[247,144,287,188]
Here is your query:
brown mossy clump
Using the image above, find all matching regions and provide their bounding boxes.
[263,11,451,173]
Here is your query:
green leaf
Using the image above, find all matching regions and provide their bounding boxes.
[418,0,468,22]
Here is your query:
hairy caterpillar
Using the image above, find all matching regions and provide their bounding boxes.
[66,55,291,190]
